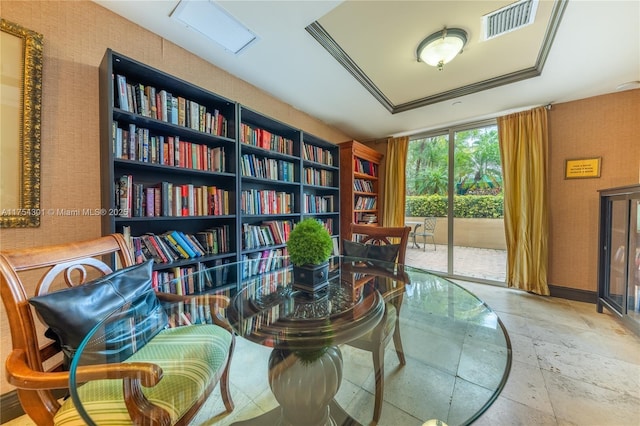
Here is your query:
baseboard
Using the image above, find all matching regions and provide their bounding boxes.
[548,284,597,304]
[0,390,24,423]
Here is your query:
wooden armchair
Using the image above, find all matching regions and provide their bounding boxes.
[0,234,234,426]
[343,224,410,424]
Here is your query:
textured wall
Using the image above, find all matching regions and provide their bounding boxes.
[548,90,640,292]
[0,0,350,394]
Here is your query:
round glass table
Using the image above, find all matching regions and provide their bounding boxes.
[69,256,511,426]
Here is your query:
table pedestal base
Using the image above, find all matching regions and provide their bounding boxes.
[232,346,360,426]
[231,400,359,426]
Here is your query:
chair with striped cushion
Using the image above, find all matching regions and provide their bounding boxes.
[0,234,234,425]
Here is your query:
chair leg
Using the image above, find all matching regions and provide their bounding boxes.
[431,236,436,251]
[220,340,235,412]
[392,323,406,366]
[372,344,385,424]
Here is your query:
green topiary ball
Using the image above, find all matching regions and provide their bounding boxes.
[286,218,333,266]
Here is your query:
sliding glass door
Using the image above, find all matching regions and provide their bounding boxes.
[405,120,506,284]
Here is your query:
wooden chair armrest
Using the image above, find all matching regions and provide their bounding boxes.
[6,349,163,390]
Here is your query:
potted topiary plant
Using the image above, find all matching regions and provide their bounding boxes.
[286,218,334,292]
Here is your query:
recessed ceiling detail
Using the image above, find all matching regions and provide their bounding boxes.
[483,0,539,40]
[306,0,568,115]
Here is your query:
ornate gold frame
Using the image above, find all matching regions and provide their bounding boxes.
[0,19,43,228]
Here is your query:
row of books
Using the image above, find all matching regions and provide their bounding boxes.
[303,167,334,187]
[303,194,335,214]
[240,123,294,155]
[353,178,375,193]
[240,189,295,215]
[356,212,378,224]
[114,74,228,136]
[153,259,232,295]
[240,154,295,182]
[163,275,234,326]
[354,158,378,177]
[316,217,335,235]
[242,220,293,250]
[116,176,230,217]
[129,230,207,264]
[113,122,226,172]
[354,195,377,211]
[124,226,232,265]
[241,248,290,279]
[302,144,334,166]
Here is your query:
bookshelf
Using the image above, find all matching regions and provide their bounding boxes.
[100,49,341,297]
[301,132,340,237]
[100,49,238,291]
[238,106,300,280]
[339,140,383,241]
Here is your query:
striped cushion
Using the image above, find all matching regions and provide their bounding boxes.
[54,325,232,426]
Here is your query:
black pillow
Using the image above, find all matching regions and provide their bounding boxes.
[342,240,400,263]
[29,260,167,366]
[342,239,369,258]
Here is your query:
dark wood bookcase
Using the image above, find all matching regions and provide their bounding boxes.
[100,49,339,294]
[339,140,383,241]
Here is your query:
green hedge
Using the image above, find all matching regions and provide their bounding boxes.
[406,195,504,218]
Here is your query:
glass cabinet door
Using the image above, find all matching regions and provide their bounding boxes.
[606,198,628,312]
[627,199,640,321]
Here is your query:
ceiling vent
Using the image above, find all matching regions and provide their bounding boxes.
[482,0,539,40]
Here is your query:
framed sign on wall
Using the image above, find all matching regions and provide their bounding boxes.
[564,157,601,179]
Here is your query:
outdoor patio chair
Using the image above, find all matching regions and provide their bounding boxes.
[416,217,437,251]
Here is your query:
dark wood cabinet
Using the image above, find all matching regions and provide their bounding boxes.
[597,184,640,336]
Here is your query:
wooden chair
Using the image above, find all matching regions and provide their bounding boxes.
[344,223,410,424]
[0,234,234,426]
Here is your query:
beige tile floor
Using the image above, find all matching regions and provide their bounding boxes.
[4,251,640,425]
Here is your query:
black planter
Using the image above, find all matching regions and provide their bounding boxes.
[292,262,330,292]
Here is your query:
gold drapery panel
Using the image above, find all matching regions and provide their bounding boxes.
[497,106,550,295]
[383,136,409,227]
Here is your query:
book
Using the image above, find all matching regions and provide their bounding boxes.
[162,233,190,259]
[116,74,129,111]
[169,230,198,258]
[176,230,203,257]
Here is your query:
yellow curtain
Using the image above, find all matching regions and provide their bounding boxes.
[497,106,550,295]
[382,136,409,227]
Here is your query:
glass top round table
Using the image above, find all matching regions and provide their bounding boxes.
[69,256,511,426]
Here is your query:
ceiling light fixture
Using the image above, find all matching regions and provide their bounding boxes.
[417,27,467,71]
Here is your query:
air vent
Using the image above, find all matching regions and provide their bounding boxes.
[482,0,539,40]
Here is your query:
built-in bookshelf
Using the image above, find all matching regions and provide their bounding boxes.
[100,49,340,296]
[238,106,300,277]
[302,133,340,236]
[101,49,238,292]
[339,140,383,241]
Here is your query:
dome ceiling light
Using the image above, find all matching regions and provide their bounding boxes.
[417,27,468,71]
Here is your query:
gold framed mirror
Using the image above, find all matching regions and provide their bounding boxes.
[0,19,43,228]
